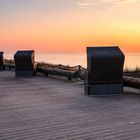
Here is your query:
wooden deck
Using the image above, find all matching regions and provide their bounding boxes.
[0,71,140,140]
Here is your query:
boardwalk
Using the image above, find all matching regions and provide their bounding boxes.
[0,71,140,140]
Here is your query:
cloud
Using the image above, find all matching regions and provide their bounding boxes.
[77,0,136,8]
[77,1,95,7]
[119,0,136,4]
[100,0,135,3]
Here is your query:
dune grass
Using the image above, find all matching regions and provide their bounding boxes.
[124,67,140,78]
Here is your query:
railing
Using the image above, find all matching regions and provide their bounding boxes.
[123,76,140,89]
[3,59,140,89]
[4,59,86,81]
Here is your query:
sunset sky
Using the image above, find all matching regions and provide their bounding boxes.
[0,0,140,53]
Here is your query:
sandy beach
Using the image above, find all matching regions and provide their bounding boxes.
[0,70,139,139]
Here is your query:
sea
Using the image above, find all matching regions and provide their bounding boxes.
[4,53,140,70]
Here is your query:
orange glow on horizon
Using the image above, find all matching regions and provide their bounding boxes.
[0,1,140,54]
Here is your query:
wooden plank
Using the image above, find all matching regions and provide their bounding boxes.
[37,67,79,81]
[123,76,140,89]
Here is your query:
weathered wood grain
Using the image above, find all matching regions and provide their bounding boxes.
[0,71,140,140]
[123,76,140,89]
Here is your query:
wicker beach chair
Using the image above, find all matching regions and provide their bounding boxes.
[14,50,36,77]
[84,46,125,95]
[0,52,5,70]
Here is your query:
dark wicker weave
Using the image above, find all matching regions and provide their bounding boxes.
[85,46,125,95]
[0,52,5,70]
[14,50,35,77]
